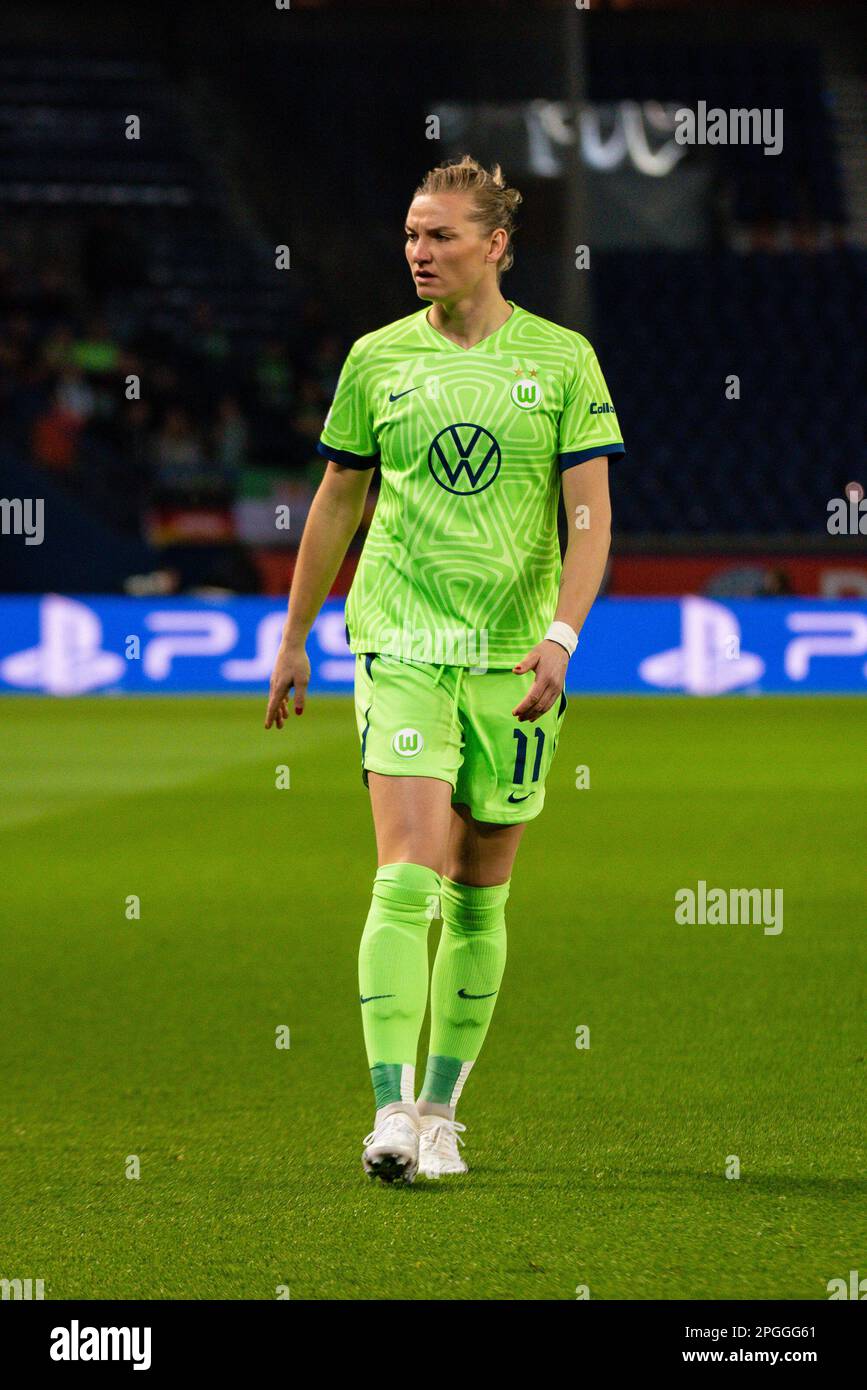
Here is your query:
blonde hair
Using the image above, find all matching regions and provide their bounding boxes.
[413,154,523,277]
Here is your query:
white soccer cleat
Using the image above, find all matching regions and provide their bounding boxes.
[417,1115,468,1177]
[362,1110,420,1184]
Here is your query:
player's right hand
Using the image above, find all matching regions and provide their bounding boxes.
[265,642,310,728]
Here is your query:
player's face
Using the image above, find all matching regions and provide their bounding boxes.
[404,192,502,301]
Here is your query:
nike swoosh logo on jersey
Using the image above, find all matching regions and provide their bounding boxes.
[388,387,419,401]
[457,988,498,1000]
[507,791,535,803]
[359,993,396,1004]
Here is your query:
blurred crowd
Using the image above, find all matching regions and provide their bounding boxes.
[0,247,345,538]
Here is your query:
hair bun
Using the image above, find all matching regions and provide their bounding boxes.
[413,154,522,277]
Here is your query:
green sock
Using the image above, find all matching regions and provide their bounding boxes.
[358,861,442,1107]
[419,877,510,1111]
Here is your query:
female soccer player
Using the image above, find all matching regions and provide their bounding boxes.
[265,155,624,1184]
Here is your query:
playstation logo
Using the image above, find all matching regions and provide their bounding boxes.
[640,597,764,695]
[0,594,125,695]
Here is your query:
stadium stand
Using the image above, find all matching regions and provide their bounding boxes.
[0,52,341,589]
[1,34,863,596]
[596,247,867,535]
[586,39,848,228]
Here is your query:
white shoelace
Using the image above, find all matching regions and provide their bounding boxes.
[425,1118,466,1152]
[363,1114,415,1147]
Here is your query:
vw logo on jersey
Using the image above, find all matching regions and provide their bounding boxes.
[392,727,424,757]
[428,423,501,495]
[510,378,542,410]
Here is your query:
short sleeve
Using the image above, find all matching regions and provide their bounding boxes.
[558,342,625,472]
[316,342,380,469]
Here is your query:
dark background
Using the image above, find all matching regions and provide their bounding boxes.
[1,0,865,596]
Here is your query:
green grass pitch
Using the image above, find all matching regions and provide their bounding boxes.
[0,694,863,1301]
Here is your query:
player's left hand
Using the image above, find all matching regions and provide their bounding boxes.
[511,640,569,722]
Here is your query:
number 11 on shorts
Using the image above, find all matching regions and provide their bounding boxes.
[512,726,544,787]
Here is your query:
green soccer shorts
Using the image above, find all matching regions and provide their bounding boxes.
[353,652,569,824]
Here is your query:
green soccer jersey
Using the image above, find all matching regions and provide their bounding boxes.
[317,299,624,669]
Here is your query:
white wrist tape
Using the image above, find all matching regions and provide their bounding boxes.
[544,621,578,657]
